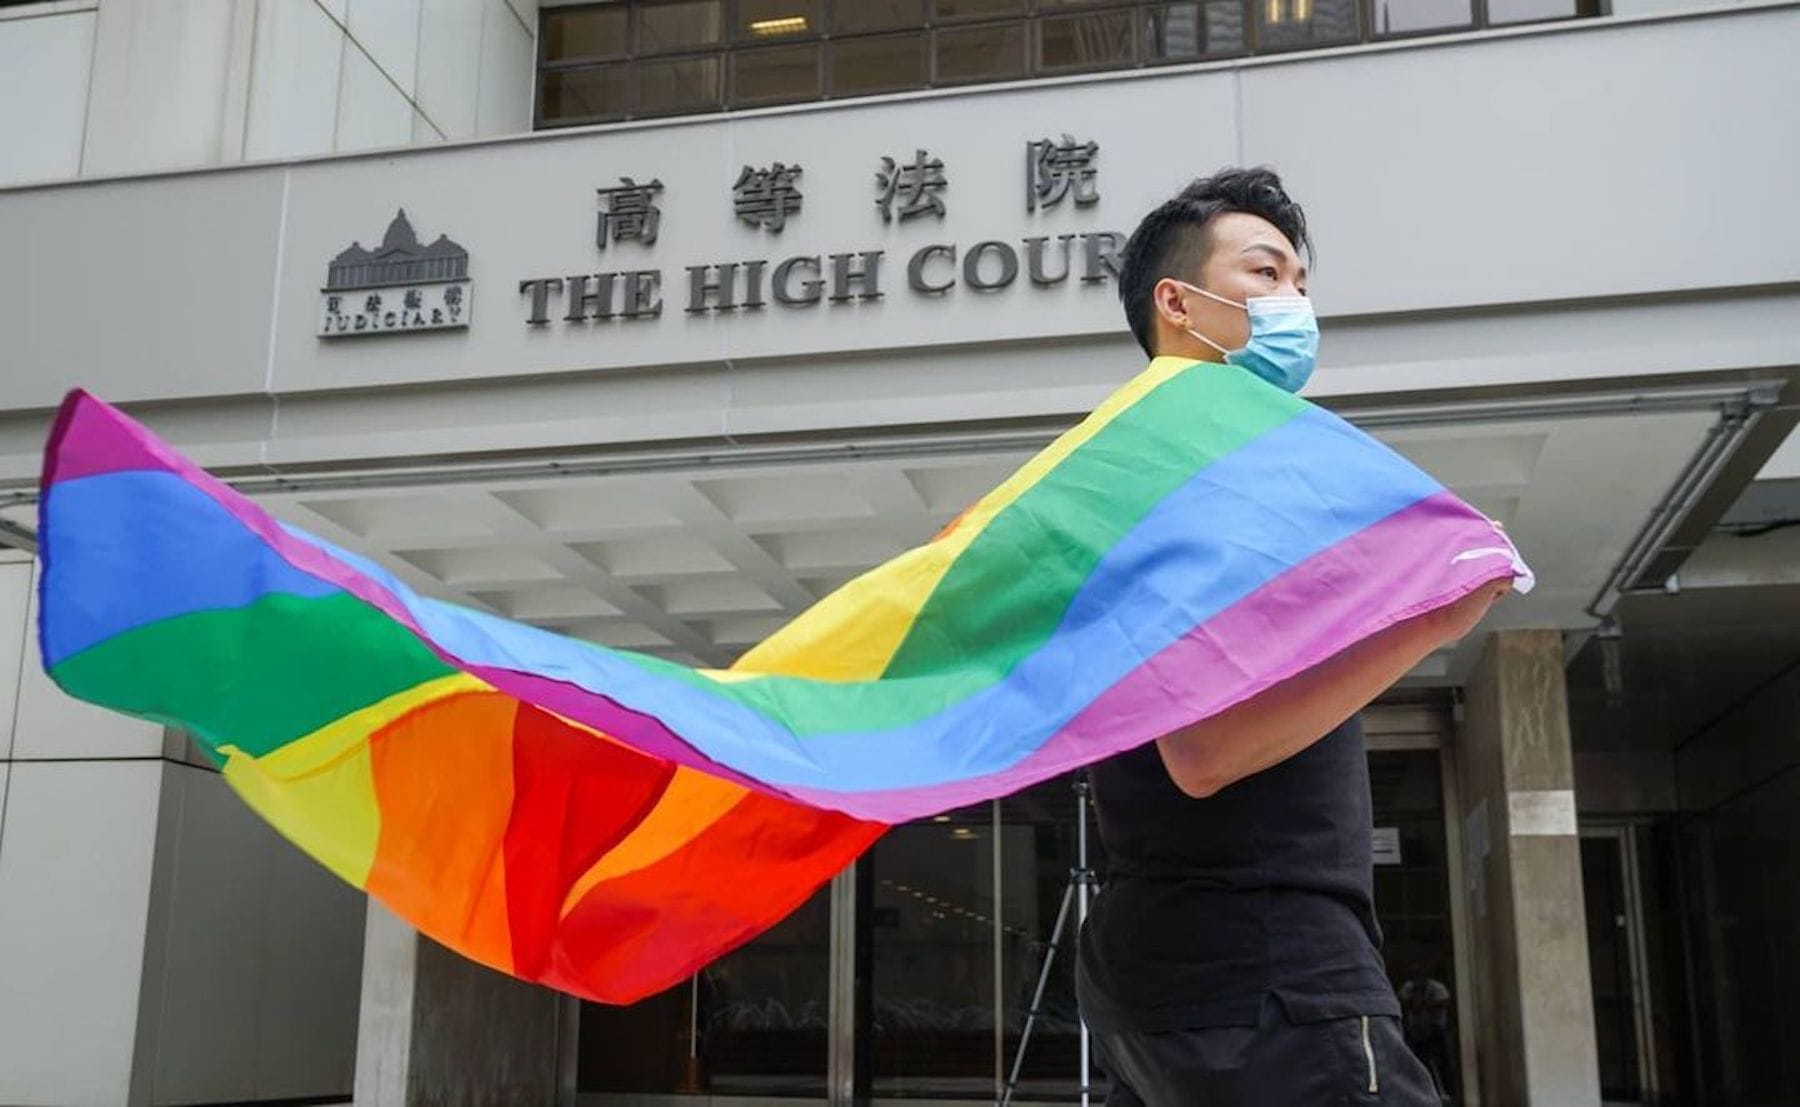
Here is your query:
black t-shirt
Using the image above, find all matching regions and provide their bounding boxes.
[1075,715,1399,1032]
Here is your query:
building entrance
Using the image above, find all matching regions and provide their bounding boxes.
[575,704,1460,1105]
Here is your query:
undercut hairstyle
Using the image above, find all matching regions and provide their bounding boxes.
[1118,167,1312,356]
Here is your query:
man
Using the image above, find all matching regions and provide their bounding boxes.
[1399,962,1457,1099]
[1075,167,1510,1105]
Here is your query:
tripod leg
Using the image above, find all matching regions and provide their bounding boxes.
[1000,878,1077,1107]
[1077,779,1092,1107]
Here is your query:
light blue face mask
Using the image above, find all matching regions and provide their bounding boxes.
[1176,282,1320,394]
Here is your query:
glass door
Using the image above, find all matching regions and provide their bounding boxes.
[862,799,1000,1099]
[1581,824,1654,1105]
[576,883,832,1099]
[1369,746,1465,1105]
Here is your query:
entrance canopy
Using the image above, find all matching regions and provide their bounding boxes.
[167,379,1772,687]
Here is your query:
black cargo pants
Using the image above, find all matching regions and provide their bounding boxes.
[1094,995,1444,1106]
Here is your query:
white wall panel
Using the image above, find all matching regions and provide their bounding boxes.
[415,0,486,140]
[336,32,416,153]
[0,168,288,409]
[346,0,422,100]
[0,10,95,187]
[0,760,161,1107]
[1238,11,1800,314]
[81,0,243,175]
[413,109,447,144]
[475,0,534,137]
[245,0,345,161]
[0,559,30,761]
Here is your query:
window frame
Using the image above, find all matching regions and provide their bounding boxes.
[534,0,1597,130]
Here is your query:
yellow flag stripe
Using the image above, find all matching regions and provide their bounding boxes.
[731,357,1198,681]
[217,672,492,887]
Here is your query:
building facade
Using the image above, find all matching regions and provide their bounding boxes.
[1,1,1798,1104]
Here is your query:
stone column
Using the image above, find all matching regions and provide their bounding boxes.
[353,902,565,1107]
[1456,629,1600,1107]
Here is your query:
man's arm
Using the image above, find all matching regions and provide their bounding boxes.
[1156,579,1512,798]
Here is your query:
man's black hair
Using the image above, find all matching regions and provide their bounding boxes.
[1117,166,1312,356]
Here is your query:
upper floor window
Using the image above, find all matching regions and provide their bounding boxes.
[535,0,1600,129]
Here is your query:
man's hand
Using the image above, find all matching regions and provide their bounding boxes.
[1427,577,1514,645]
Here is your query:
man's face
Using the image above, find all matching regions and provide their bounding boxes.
[1154,211,1309,359]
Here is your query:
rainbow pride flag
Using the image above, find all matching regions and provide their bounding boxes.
[36,355,1531,1002]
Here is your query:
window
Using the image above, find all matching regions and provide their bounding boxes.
[638,55,724,114]
[734,41,823,104]
[1254,0,1362,51]
[1488,0,1602,23]
[541,6,630,62]
[1144,2,1247,61]
[933,0,1028,20]
[577,885,833,1096]
[934,21,1028,82]
[536,0,1600,129]
[835,0,925,32]
[1203,0,1248,52]
[830,33,928,95]
[1038,10,1136,72]
[638,0,727,53]
[540,65,633,124]
[1370,0,1473,36]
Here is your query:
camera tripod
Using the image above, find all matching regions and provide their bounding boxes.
[999,772,1099,1107]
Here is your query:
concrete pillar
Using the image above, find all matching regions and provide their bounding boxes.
[1456,629,1601,1107]
[353,903,419,1107]
[353,902,565,1107]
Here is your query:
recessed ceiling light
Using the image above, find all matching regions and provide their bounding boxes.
[749,15,808,35]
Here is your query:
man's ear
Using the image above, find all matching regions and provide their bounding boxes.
[1151,277,1189,332]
